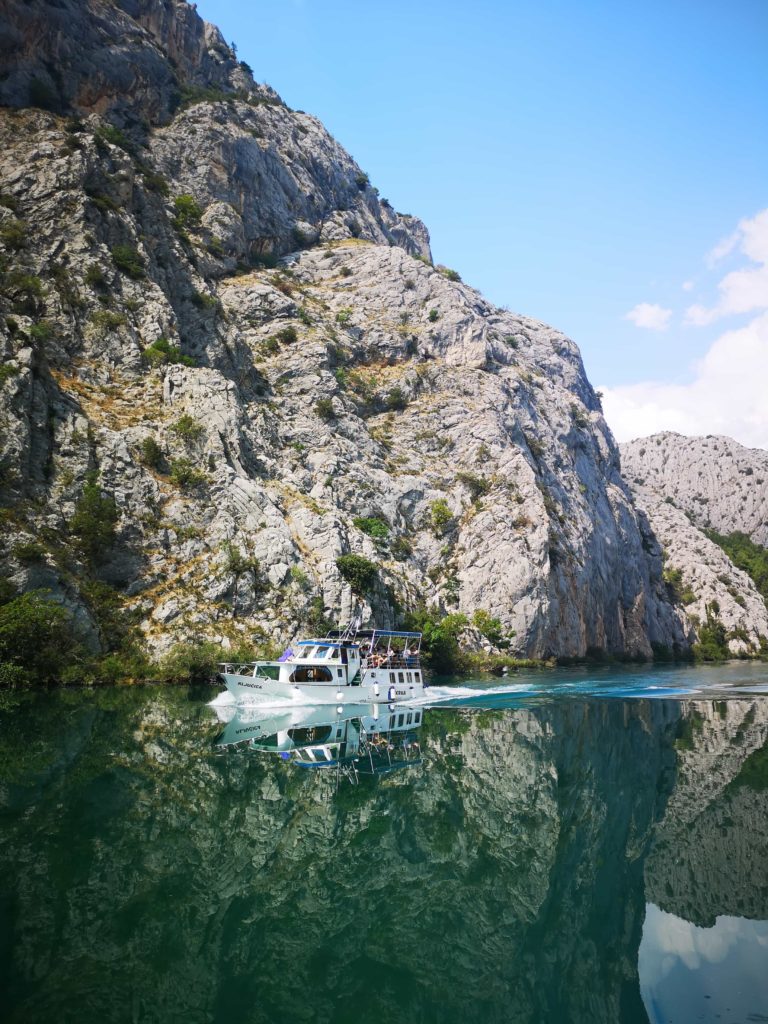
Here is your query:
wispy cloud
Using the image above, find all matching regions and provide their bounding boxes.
[624,302,672,331]
[685,208,768,325]
[604,208,768,450]
[602,310,768,448]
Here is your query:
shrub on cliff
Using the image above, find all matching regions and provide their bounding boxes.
[472,609,507,647]
[705,529,768,605]
[170,415,205,444]
[315,398,335,421]
[69,473,119,563]
[172,194,203,230]
[429,499,452,536]
[404,608,468,674]
[0,219,28,250]
[139,436,163,469]
[169,459,207,490]
[0,591,80,688]
[156,642,222,684]
[111,244,145,279]
[336,554,378,593]
[353,517,389,540]
[142,337,196,367]
[692,602,730,662]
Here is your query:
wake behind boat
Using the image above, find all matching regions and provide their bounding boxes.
[217,627,427,706]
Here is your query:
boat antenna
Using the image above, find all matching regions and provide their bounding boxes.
[340,606,362,641]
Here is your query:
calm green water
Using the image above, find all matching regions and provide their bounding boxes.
[2,663,768,1024]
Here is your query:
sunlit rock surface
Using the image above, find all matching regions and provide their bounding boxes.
[621,433,768,654]
[2,0,751,660]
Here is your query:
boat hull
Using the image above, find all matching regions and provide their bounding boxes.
[219,672,425,706]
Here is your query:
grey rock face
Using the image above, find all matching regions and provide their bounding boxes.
[621,433,768,654]
[622,432,768,545]
[0,0,691,659]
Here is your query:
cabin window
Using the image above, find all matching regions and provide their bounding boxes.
[289,726,333,744]
[315,646,330,659]
[337,668,343,678]
[407,713,412,724]
[389,715,396,727]
[398,672,405,683]
[290,666,333,683]
[414,672,421,682]
[390,672,396,683]
[415,712,421,723]
[397,714,404,726]
[331,648,340,659]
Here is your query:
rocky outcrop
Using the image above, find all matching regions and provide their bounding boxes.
[620,434,768,654]
[0,0,691,660]
[622,432,768,546]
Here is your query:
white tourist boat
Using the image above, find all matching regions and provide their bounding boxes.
[217,627,426,706]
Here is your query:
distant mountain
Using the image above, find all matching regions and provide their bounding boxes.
[621,432,768,545]
[621,433,768,656]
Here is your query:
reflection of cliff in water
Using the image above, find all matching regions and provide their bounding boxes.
[644,699,768,927]
[1,690,767,1024]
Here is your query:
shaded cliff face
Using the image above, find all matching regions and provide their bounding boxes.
[0,0,686,658]
[0,690,683,1024]
[620,433,768,654]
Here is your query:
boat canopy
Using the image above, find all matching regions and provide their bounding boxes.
[327,629,422,640]
[294,639,358,648]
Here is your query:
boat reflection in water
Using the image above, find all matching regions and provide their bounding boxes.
[212,702,424,783]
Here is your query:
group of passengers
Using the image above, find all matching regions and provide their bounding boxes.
[359,641,417,668]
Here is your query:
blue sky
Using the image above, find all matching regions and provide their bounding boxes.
[197,0,768,444]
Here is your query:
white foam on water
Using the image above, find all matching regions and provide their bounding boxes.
[209,690,235,706]
[414,683,540,706]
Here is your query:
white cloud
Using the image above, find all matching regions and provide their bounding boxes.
[706,229,740,267]
[624,302,672,330]
[685,208,768,324]
[604,208,768,450]
[681,280,694,292]
[601,309,768,449]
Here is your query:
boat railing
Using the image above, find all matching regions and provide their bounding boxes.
[361,654,421,671]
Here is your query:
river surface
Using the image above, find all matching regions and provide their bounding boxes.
[2,662,768,1024]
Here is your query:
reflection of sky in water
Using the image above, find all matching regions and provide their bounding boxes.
[639,904,768,1023]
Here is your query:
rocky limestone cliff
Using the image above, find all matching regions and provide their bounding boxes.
[0,0,692,661]
[622,432,768,545]
[621,433,768,655]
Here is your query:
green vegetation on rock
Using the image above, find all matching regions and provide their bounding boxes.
[353,516,389,539]
[110,244,145,279]
[142,336,196,367]
[705,530,768,607]
[69,473,119,563]
[336,554,378,593]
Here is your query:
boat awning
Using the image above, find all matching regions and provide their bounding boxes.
[294,639,358,648]
[343,629,422,640]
